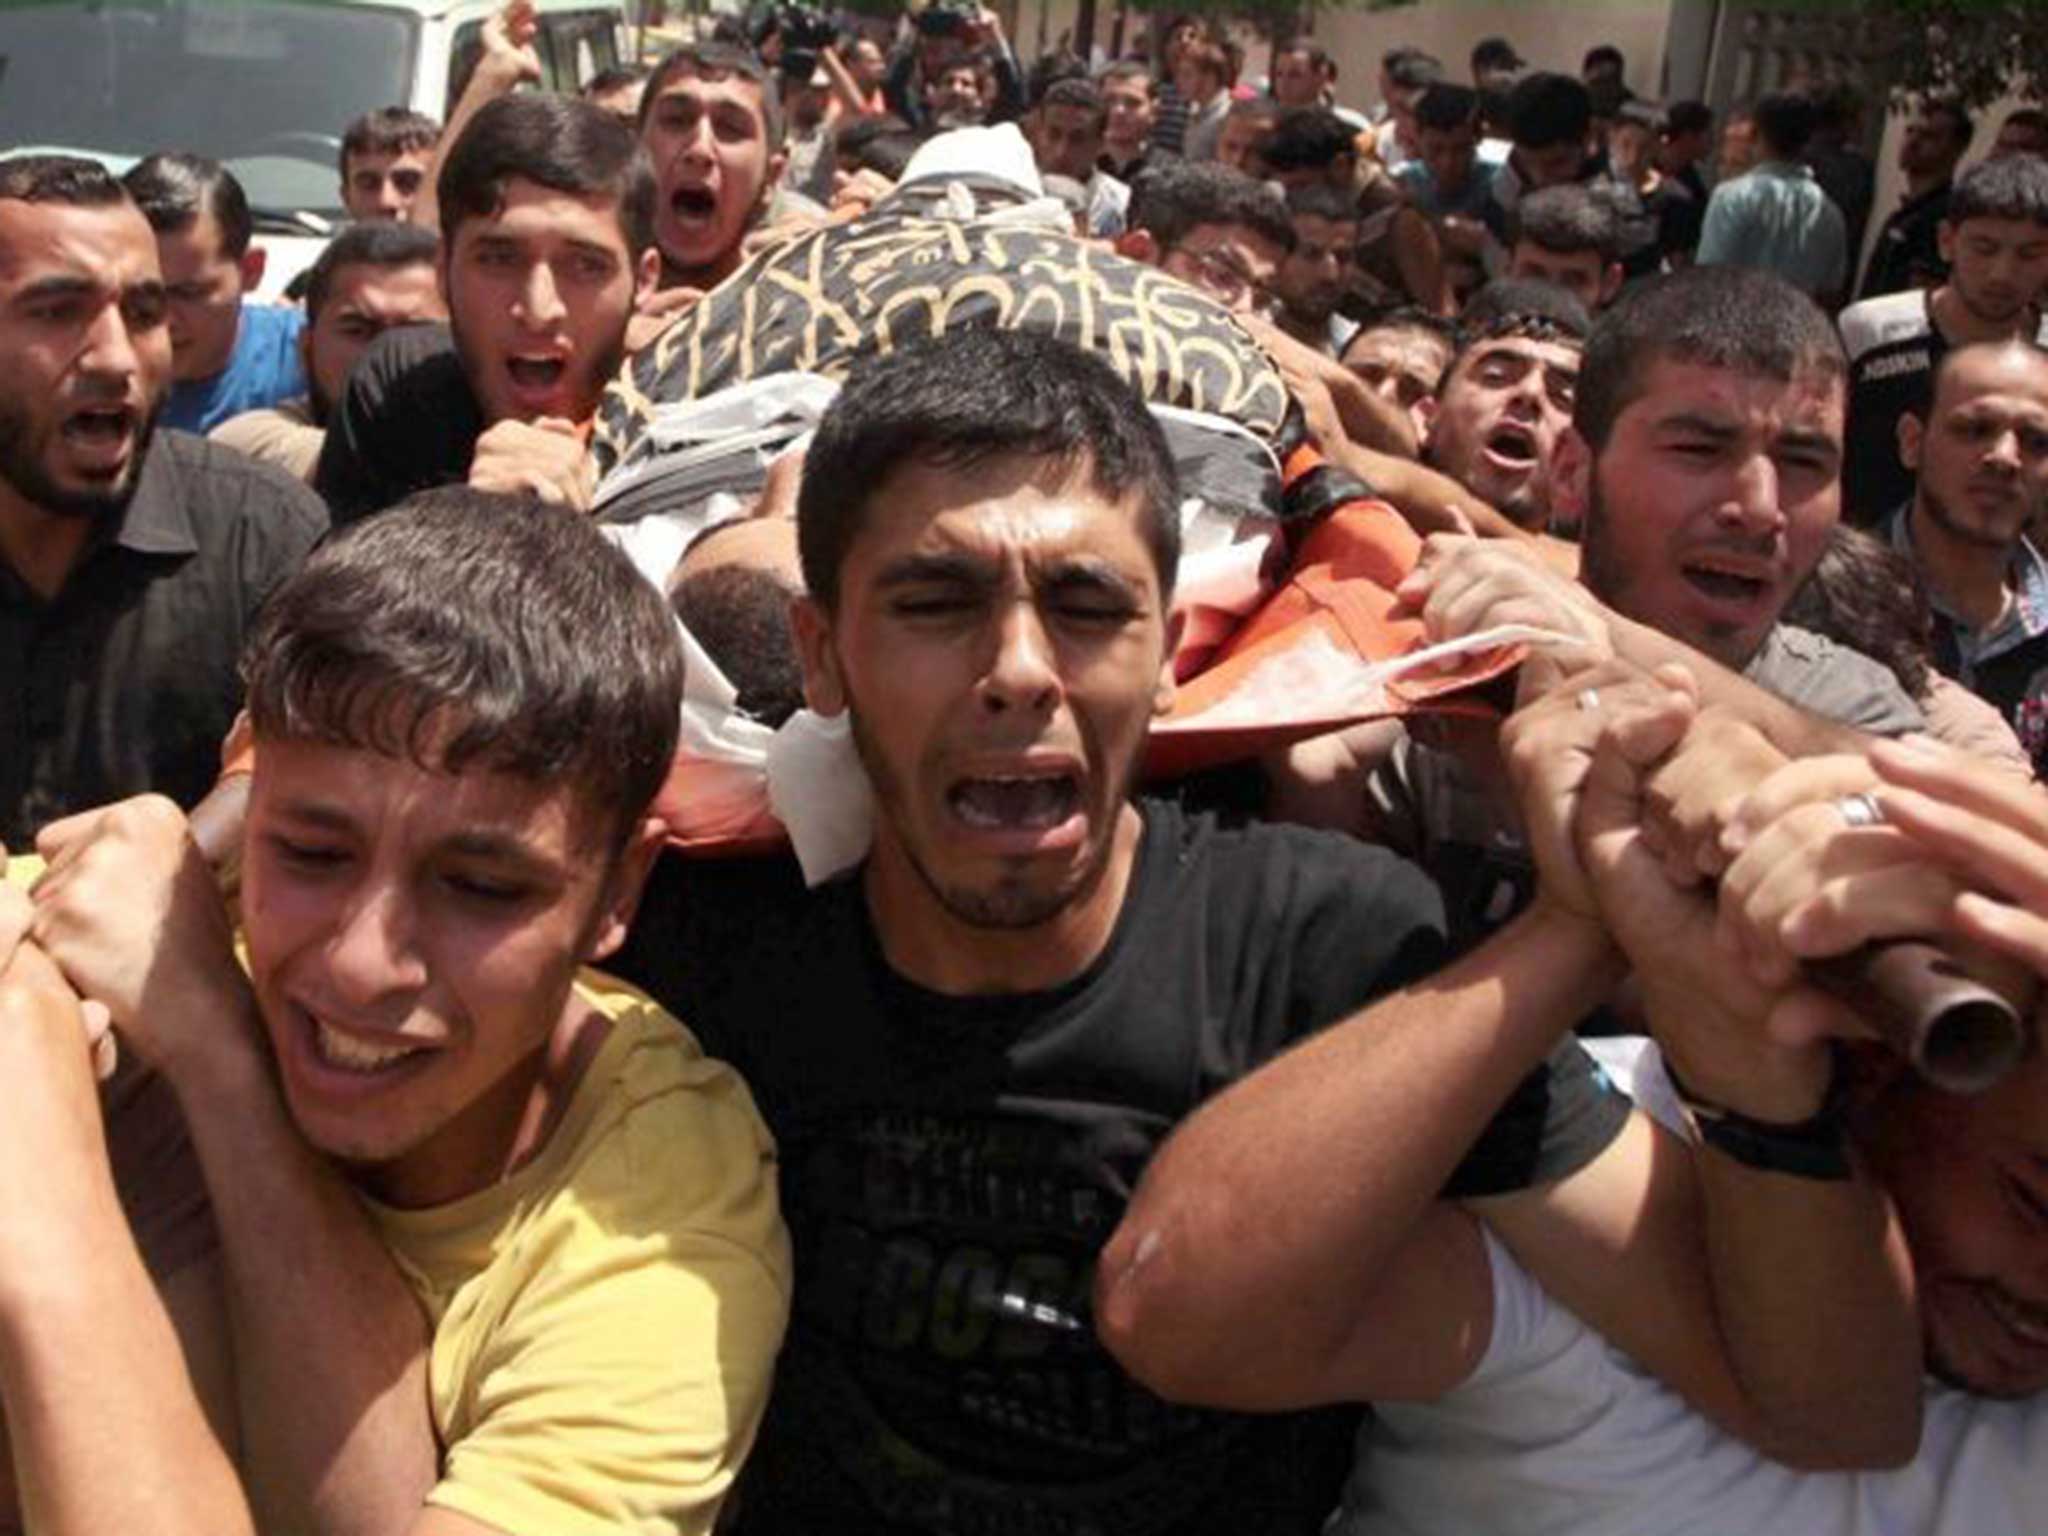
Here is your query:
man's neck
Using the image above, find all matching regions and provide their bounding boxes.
[863,802,1146,997]
[368,990,613,1210]
[662,245,743,295]
[1930,283,2038,346]
[0,491,97,600]
[1105,136,1145,168]
[1904,169,1949,202]
[1909,497,2015,630]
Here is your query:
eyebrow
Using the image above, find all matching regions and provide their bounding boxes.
[13,273,103,307]
[875,552,997,590]
[268,800,562,874]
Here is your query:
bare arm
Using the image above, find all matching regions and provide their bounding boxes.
[1095,898,1625,1408]
[1484,672,1921,1469]
[411,1,541,236]
[32,800,437,1536]
[0,937,252,1536]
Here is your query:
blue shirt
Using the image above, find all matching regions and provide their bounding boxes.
[1696,160,1847,299]
[162,303,307,435]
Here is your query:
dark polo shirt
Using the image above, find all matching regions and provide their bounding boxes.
[0,430,327,846]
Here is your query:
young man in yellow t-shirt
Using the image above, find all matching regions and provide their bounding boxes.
[9,488,790,1535]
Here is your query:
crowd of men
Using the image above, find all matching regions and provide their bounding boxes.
[4,0,2048,1531]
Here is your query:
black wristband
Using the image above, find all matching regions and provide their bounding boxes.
[1665,1062,1853,1182]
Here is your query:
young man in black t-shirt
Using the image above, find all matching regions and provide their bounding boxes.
[313,93,660,524]
[614,328,1643,1536]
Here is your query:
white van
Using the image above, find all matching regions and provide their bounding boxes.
[0,1,633,294]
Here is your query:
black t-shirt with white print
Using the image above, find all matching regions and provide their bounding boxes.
[613,798,1628,1536]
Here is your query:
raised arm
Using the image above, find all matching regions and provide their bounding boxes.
[0,890,251,1536]
[31,799,439,1536]
[1482,673,1922,1470]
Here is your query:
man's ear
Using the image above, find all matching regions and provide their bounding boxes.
[437,253,454,312]
[586,815,668,962]
[1599,261,1623,307]
[634,245,662,306]
[1552,425,1592,525]
[1412,394,1438,435]
[1115,228,1159,266]
[1899,411,1925,474]
[239,244,268,295]
[1936,218,1957,268]
[1154,608,1184,716]
[790,594,848,715]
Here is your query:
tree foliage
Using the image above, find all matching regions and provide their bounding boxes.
[1863,0,2047,109]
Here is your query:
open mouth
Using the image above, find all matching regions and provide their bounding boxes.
[294,1001,436,1078]
[670,185,719,226]
[947,773,1083,832]
[505,356,567,392]
[1679,552,1774,606]
[61,404,135,451]
[1482,422,1540,471]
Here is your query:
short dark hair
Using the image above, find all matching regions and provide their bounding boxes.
[1181,38,1233,89]
[1513,183,1618,260]
[339,107,441,175]
[1582,44,1625,75]
[1028,49,1090,107]
[0,153,129,210]
[1416,83,1479,134]
[672,562,806,727]
[1287,180,1360,225]
[1098,60,1154,96]
[1276,40,1333,75]
[1507,72,1592,152]
[302,221,440,322]
[584,62,651,99]
[1665,99,1713,138]
[1753,90,1819,157]
[243,489,683,849]
[1470,37,1521,75]
[1260,107,1357,174]
[641,42,784,151]
[1947,152,2048,228]
[1351,302,1460,352]
[1041,76,1107,128]
[1384,49,1443,93]
[439,93,656,260]
[122,152,253,258]
[1573,265,1844,451]
[798,329,1180,610]
[1455,277,1590,359]
[1783,524,1932,701]
[836,114,923,179]
[1127,158,1293,254]
[1615,97,1666,135]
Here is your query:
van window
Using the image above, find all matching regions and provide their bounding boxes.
[0,1,416,221]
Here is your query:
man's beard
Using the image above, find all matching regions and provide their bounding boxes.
[0,395,154,521]
[1919,480,2029,552]
[846,702,1127,932]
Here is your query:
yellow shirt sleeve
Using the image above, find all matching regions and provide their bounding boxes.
[391,987,791,1536]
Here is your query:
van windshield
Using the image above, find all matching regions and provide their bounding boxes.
[0,2,417,224]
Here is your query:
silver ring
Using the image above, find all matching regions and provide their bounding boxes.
[1835,791,1885,829]
[1575,687,1601,712]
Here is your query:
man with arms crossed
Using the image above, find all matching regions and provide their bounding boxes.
[21,492,790,1534]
